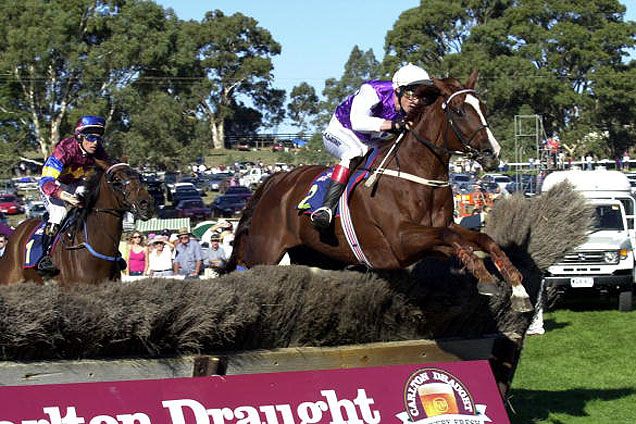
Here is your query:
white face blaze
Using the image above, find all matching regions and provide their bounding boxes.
[465,94,501,156]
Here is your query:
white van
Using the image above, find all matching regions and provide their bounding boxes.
[541,170,634,311]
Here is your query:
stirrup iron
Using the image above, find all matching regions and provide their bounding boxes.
[311,207,333,229]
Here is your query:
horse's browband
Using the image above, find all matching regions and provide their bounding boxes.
[106,162,129,174]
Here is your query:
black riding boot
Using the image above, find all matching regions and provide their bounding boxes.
[311,180,346,230]
[36,223,60,276]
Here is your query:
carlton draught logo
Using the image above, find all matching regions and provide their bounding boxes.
[397,367,491,423]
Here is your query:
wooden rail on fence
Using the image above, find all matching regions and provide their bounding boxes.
[0,336,503,387]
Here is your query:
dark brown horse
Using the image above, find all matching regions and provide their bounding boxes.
[228,71,533,312]
[0,160,154,286]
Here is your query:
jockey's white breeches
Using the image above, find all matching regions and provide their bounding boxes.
[38,183,84,225]
[322,115,370,168]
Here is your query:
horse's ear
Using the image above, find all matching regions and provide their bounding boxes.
[466,70,479,89]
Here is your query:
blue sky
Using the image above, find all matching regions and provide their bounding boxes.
[155,0,635,133]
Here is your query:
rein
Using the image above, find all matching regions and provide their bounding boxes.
[364,133,450,189]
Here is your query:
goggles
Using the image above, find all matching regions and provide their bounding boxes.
[82,134,103,143]
[401,88,422,102]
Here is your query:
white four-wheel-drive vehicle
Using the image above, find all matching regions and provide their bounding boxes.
[541,170,635,311]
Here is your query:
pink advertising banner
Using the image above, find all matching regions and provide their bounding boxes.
[0,360,510,424]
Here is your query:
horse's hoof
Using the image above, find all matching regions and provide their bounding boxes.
[511,296,534,313]
[477,280,499,296]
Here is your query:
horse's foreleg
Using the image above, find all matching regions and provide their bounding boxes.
[398,224,499,296]
[449,223,533,313]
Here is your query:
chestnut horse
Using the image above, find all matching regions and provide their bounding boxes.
[0,161,154,286]
[228,71,532,312]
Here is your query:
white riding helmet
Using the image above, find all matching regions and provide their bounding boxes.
[392,63,431,89]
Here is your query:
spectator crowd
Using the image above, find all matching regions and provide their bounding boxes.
[121,220,235,280]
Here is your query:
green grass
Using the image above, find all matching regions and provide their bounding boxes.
[509,304,636,423]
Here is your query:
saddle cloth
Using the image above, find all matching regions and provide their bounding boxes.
[22,222,49,268]
[297,150,380,215]
[22,213,77,268]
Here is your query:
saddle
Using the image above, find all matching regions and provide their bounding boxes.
[297,150,380,215]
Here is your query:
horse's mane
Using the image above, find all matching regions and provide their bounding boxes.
[76,166,105,224]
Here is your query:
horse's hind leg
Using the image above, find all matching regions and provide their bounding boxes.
[449,223,533,313]
[451,241,500,296]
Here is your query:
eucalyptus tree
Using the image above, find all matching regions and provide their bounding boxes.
[186,10,283,149]
[287,82,319,134]
[0,0,186,158]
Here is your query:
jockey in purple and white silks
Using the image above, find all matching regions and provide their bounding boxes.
[36,115,112,275]
[311,63,433,230]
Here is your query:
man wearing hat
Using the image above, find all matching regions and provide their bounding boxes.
[206,233,228,272]
[173,227,203,279]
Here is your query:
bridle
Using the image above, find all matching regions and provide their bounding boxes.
[366,88,494,188]
[95,163,143,217]
[409,88,492,162]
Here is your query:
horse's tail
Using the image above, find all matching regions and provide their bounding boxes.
[222,172,285,273]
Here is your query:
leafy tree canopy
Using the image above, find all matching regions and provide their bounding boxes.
[381,0,636,159]
[0,1,285,169]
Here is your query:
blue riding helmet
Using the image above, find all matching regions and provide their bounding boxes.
[74,116,105,137]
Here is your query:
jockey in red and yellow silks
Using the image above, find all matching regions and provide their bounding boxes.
[36,115,112,275]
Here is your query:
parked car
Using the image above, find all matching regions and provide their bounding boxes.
[211,194,248,217]
[272,142,284,152]
[208,173,232,191]
[0,194,24,215]
[481,173,513,192]
[450,173,475,185]
[0,179,18,196]
[25,200,47,220]
[223,185,252,200]
[177,177,206,196]
[506,175,538,197]
[174,199,212,221]
[237,142,250,151]
[172,187,202,205]
[478,181,500,193]
[14,176,39,191]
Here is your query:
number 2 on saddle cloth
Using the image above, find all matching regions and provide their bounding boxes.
[297,151,380,216]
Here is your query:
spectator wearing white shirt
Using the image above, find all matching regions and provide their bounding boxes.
[147,237,174,277]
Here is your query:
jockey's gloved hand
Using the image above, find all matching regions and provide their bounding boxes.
[59,191,81,207]
[389,118,407,134]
